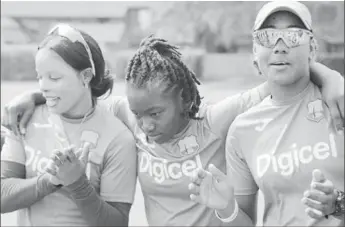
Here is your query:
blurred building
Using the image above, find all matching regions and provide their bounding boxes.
[1,1,173,51]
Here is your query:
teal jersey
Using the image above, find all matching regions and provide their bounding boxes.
[109,87,263,226]
[226,83,344,226]
[1,104,137,226]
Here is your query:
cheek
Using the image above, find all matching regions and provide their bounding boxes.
[291,46,310,62]
[289,47,311,72]
[256,48,271,73]
[59,79,84,101]
[158,110,181,132]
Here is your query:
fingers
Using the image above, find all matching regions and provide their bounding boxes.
[191,168,207,185]
[312,169,325,183]
[337,99,344,122]
[19,110,34,136]
[303,190,328,204]
[305,207,324,219]
[188,183,200,195]
[50,149,66,166]
[78,143,91,165]
[208,164,226,181]
[310,182,334,194]
[328,103,342,134]
[302,197,325,212]
[45,161,58,176]
[75,148,83,158]
[2,108,9,130]
[64,146,77,163]
[5,105,20,136]
[190,194,203,204]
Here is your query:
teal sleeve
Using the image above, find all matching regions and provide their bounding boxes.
[206,85,264,137]
[226,125,259,196]
[66,175,131,226]
[1,161,61,213]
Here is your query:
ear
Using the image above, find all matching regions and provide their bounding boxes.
[309,38,318,62]
[252,44,257,55]
[176,89,192,113]
[252,44,263,76]
[80,68,93,87]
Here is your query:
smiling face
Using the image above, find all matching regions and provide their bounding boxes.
[255,11,313,86]
[35,48,87,117]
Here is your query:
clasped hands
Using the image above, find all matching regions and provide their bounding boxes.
[44,144,91,186]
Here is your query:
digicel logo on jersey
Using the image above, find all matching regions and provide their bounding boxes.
[257,134,338,178]
[139,151,202,184]
[25,145,50,175]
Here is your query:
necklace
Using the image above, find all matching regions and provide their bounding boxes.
[49,105,95,149]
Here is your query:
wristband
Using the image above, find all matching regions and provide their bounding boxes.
[215,200,239,223]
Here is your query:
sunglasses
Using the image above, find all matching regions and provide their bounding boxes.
[38,24,96,76]
[253,28,313,48]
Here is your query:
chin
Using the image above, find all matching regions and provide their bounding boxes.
[150,135,167,144]
[269,72,299,86]
[46,105,64,115]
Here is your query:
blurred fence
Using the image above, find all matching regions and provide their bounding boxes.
[1,45,344,82]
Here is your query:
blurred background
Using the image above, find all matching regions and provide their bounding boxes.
[1,1,344,226]
[1,1,344,82]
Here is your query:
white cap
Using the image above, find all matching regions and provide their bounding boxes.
[253,1,312,31]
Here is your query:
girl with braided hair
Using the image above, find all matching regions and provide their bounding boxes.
[104,35,343,226]
[2,34,343,226]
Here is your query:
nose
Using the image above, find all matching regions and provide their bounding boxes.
[140,117,155,134]
[38,77,52,93]
[273,38,289,54]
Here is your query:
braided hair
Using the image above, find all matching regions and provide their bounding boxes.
[126,35,202,120]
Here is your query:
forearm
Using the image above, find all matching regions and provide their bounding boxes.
[66,175,129,227]
[237,81,269,115]
[223,208,254,226]
[1,173,60,213]
[310,62,343,87]
[217,199,255,226]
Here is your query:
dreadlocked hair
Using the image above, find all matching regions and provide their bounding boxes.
[126,35,203,120]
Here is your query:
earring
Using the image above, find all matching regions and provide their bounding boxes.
[85,82,89,89]
[253,60,262,76]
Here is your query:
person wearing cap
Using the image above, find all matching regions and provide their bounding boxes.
[189,1,344,226]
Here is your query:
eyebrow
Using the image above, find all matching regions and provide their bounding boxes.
[131,106,163,114]
[146,106,163,112]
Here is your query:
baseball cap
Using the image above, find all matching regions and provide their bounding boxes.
[253,1,312,31]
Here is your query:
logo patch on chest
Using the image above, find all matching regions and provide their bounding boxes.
[178,135,199,156]
[307,99,325,122]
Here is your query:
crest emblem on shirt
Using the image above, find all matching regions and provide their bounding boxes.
[178,135,199,156]
[306,99,324,122]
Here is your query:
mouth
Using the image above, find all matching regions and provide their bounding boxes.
[147,134,161,139]
[270,62,290,66]
[45,96,60,108]
[146,133,163,142]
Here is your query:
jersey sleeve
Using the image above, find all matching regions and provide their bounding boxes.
[226,124,258,195]
[99,128,137,203]
[1,126,26,165]
[206,86,264,137]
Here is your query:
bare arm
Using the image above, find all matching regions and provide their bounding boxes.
[310,62,344,131]
[310,62,344,86]
[216,193,257,226]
